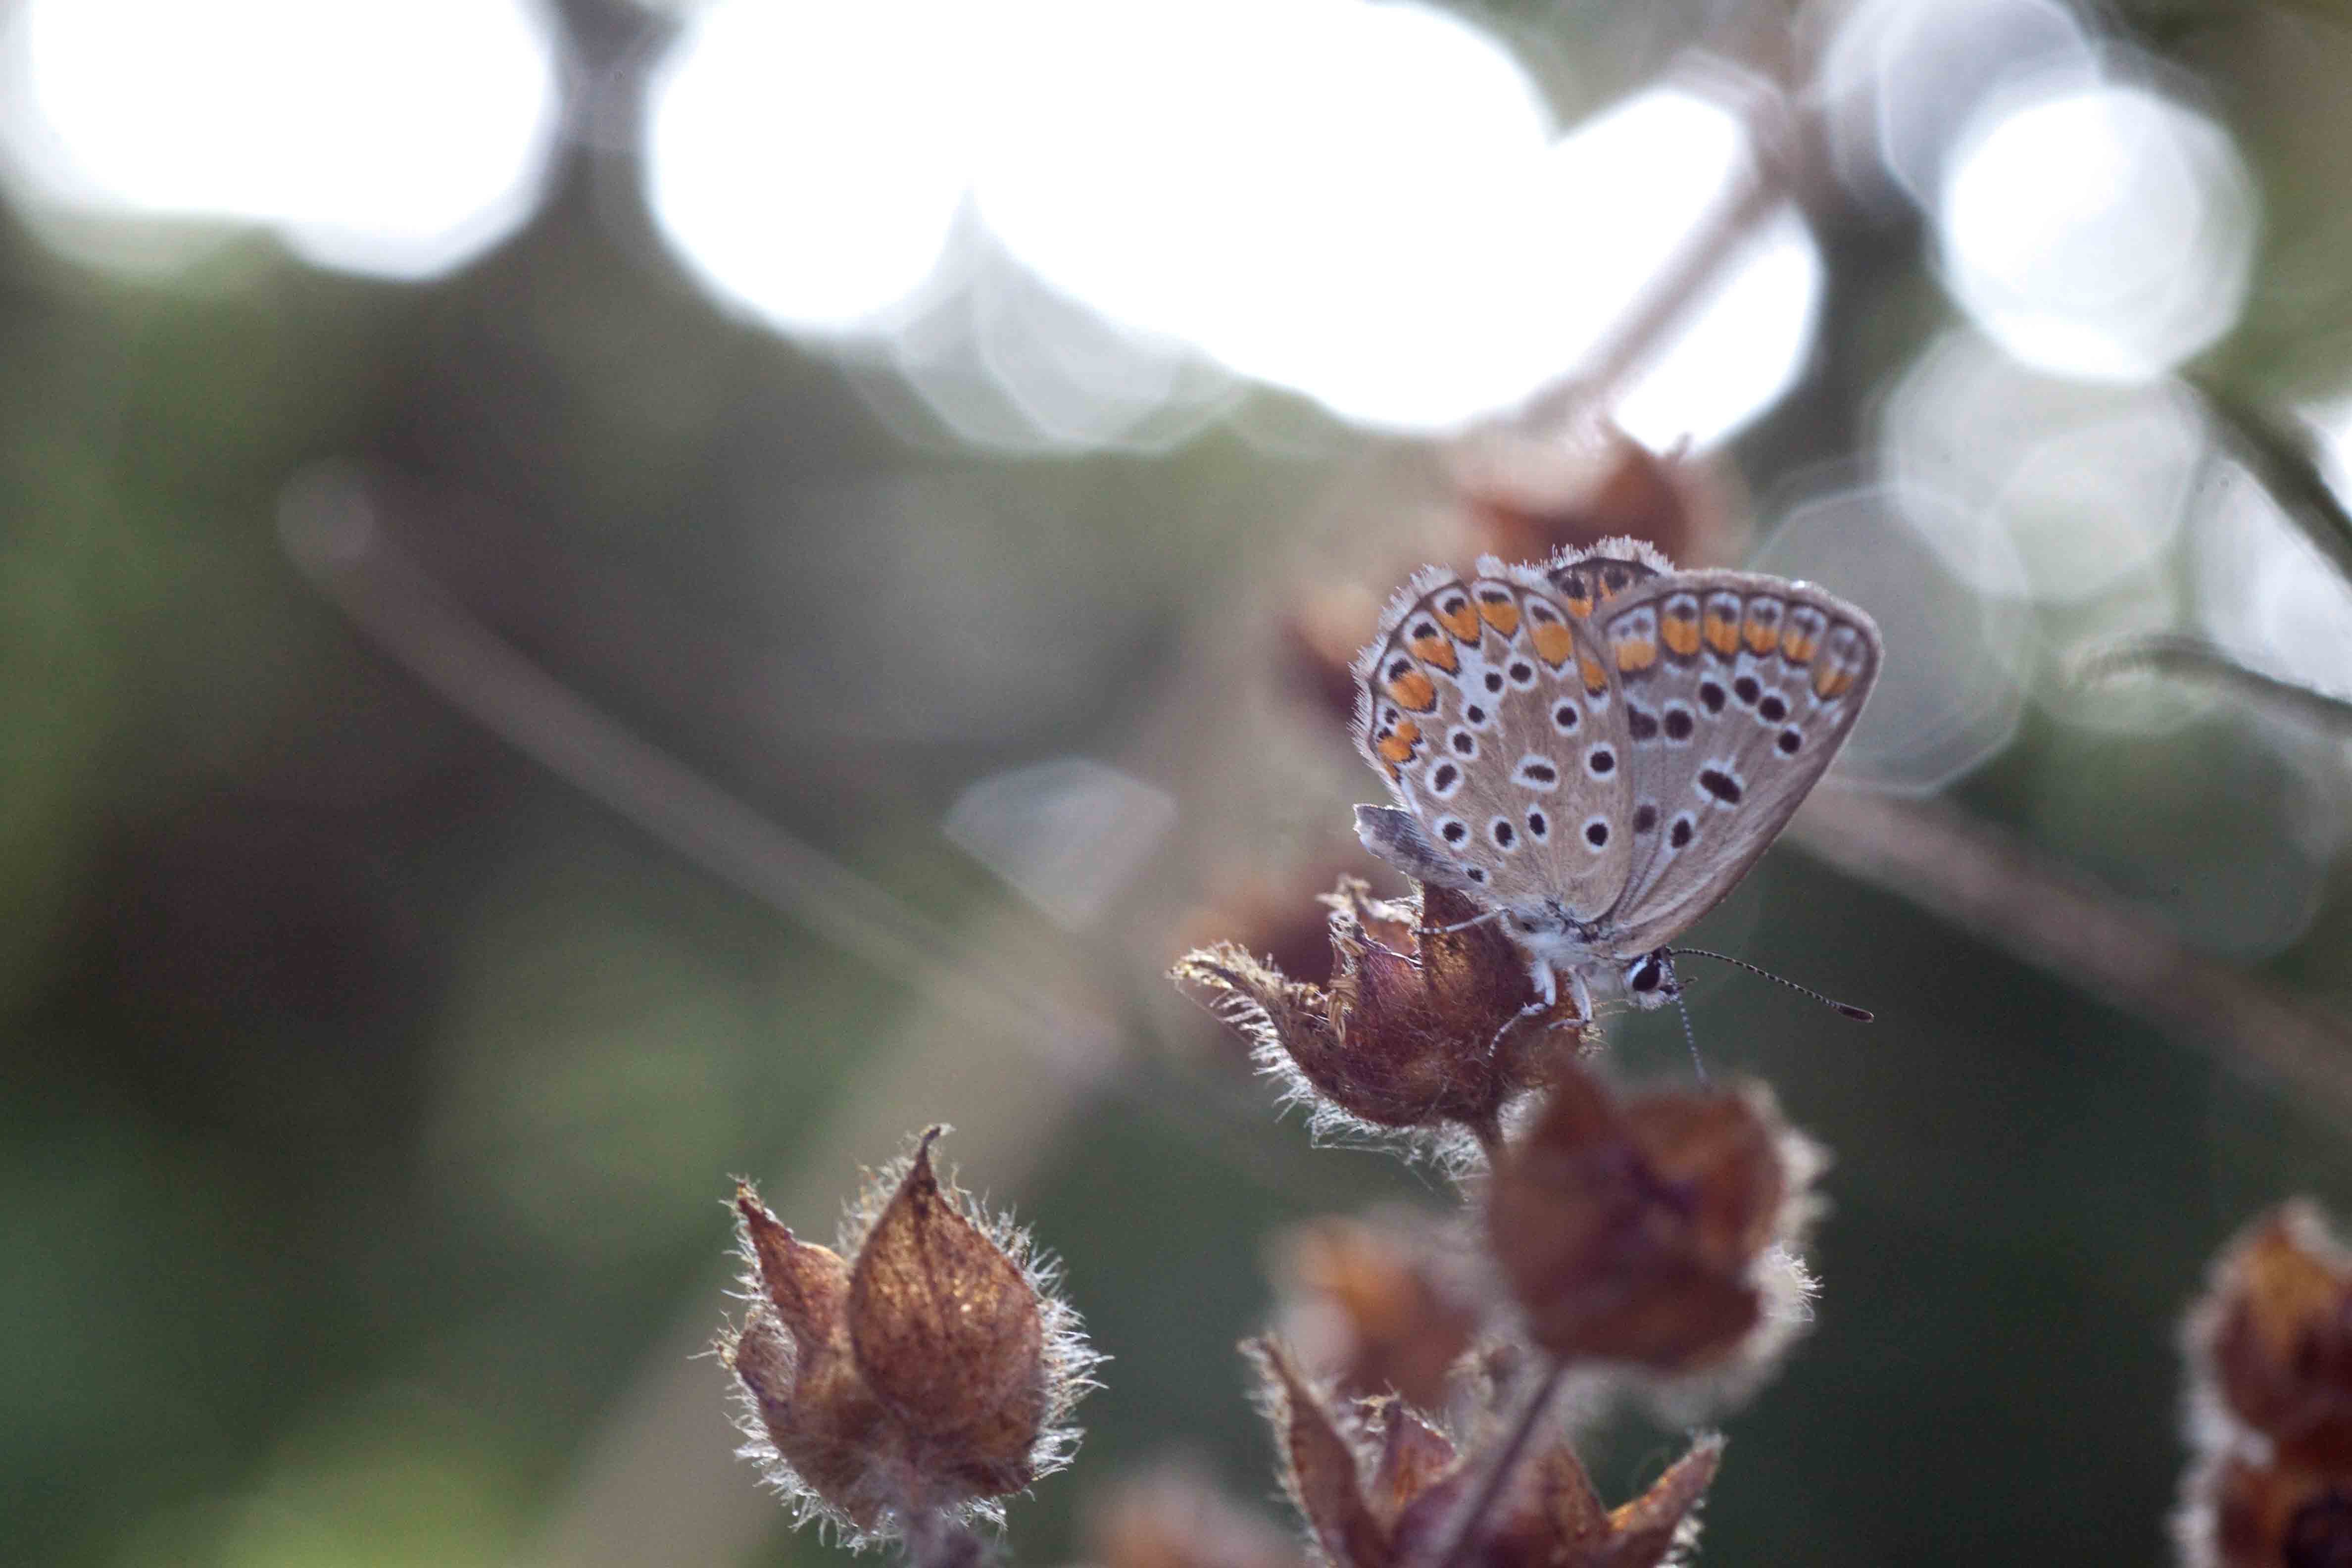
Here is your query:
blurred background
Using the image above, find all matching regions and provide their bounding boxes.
[7,0,2352,1564]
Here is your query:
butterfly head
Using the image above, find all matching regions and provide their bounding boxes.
[1620,948,1681,1010]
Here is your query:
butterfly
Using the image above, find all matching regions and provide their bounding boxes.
[1350,537,1881,1022]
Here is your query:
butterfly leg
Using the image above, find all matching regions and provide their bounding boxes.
[1490,955,1583,1056]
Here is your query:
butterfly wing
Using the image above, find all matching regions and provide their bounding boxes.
[1353,558,1633,918]
[1584,571,1882,953]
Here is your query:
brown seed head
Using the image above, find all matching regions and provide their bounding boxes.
[2186,1453,2352,1568]
[1285,580,1390,729]
[1276,1215,1478,1411]
[1487,1063,1817,1374]
[1446,416,1735,571]
[719,1133,1099,1544]
[1247,1337,1721,1568]
[1176,876,1586,1154]
[2190,1201,2352,1469]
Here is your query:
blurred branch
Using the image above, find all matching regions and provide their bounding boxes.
[1790,788,2352,1127]
[277,464,1118,1063]
[2077,635,2352,737]
[1517,138,1788,438]
[2193,377,2352,585]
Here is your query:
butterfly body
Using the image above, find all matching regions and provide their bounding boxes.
[1352,539,1881,1019]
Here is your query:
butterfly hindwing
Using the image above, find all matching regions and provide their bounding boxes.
[1590,571,1882,952]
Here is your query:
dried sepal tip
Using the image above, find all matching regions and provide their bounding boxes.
[718,1130,1099,1547]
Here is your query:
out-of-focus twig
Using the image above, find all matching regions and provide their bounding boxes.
[2077,634,2352,737]
[277,465,1118,1063]
[1790,787,2352,1127]
[1516,87,1790,440]
[2193,377,2352,586]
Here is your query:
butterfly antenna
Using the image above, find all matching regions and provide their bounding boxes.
[1667,947,1873,1022]
[1672,986,1709,1085]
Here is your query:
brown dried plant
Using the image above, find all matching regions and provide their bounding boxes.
[2179,1199,2352,1567]
[1175,876,1588,1158]
[719,1128,1099,1551]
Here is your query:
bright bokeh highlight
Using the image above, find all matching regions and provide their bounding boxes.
[1883,328,2207,607]
[1937,80,2255,382]
[1818,0,2096,207]
[1752,478,2029,792]
[642,0,977,335]
[0,0,562,280]
[641,0,1826,446]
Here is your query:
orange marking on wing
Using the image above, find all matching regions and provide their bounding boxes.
[1387,669,1438,711]
[1408,632,1458,673]
[1375,722,1420,764]
[1476,593,1521,637]
[1780,627,1819,664]
[1614,636,1658,674]
[1435,598,1481,641]
[1577,652,1610,695]
[1529,619,1574,667]
[1743,615,1780,655]
[1704,612,1740,656]
[1662,616,1700,657]
[1813,665,1854,699]
[1561,584,1596,618]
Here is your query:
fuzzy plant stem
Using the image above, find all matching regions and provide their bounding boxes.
[904,1509,987,1568]
[1425,1358,1566,1568]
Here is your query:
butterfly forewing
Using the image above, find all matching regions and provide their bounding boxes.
[1589,572,1882,951]
[1353,561,1632,917]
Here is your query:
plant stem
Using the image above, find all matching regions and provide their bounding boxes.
[1425,1358,1565,1568]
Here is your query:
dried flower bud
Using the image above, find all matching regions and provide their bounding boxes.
[1445,415,1734,571]
[1247,1339,1720,1568]
[1081,1464,1310,1568]
[1487,1062,1820,1380]
[2190,1202,2352,1465]
[2184,1454,2352,1568]
[2178,1201,2352,1567]
[1285,581,1390,729]
[1176,876,1585,1153]
[719,1129,1099,1545]
[1276,1214,1478,1411]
